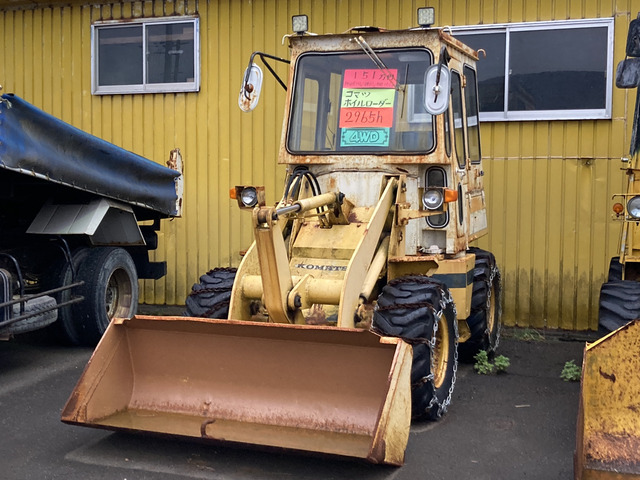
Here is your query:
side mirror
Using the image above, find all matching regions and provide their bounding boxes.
[238,64,263,112]
[616,58,640,89]
[423,63,450,115]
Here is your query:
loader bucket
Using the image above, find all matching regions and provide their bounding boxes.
[61,315,413,465]
[575,319,640,479]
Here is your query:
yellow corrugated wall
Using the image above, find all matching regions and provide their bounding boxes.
[0,0,638,329]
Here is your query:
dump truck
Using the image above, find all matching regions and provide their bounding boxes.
[0,91,182,345]
[62,9,502,465]
[574,13,640,480]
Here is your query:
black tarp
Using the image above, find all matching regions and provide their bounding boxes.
[0,94,180,217]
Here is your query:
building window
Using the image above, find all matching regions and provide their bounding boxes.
[92,16,199,95]
[453,18,613,121]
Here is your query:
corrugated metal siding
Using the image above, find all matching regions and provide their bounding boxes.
[0,0,638,329]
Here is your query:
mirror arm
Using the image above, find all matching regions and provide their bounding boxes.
[243,51,290,99]
[435,46,451,85]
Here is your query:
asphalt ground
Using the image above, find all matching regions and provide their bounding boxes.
[0,324,589,480]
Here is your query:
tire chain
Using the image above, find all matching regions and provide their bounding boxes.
[426,288,458,418]
[482,265,501,352]
[202,300,230,318]
[186,267,236,318]
[375,275,459,419]
[187,267,237,297]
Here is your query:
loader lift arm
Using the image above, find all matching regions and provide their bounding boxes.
[233,177,399,328]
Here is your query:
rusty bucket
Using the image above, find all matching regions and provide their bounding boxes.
[575,319,640,479]
[61,315,412,465]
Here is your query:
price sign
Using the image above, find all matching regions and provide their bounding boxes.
[339,68,397,147]
[339,107,393,128]
[341,128,390,147]
[342,69,397,88]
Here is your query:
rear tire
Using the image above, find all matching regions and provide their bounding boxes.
[599,280,640,332]
[372,276,458,420]
[607,257,622,282]
[72,247,138,345]
[44,248,90,345]
[459,248,502,361]
[185,268,237,319]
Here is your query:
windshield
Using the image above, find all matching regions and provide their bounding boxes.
[287,49,434,154]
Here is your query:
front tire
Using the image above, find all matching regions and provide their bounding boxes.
[72,247,138,345]
[372,276,458,420]
[185,268,237,319]
[599,280,640,332]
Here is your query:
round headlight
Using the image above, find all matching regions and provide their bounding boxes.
[628,196,640,218]
[240,187,258,207]
[423,189,444,210]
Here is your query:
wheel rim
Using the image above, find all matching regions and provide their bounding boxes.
[105,268,133,320]
[433,316,450,389]
[487,283,497,335]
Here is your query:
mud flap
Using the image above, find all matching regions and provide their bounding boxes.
[61,315,413,465]
[575,319,640,479]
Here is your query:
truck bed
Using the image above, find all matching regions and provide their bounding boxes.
[0,94,180,217]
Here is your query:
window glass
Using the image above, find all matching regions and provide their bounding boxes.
[508,27,607,111]
[443,109,451,157]
[146,23,196,84]
[288,49,435,154]
[451,71,466,168]
[454,18,613,121]
[97,26,143,86]
[464,66,481,164]
[92,17,199,95]
[457,32,505,113]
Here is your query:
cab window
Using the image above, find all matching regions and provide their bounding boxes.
[288,49,435,154]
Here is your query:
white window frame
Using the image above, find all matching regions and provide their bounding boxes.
[452,18,614,122]
[91,16,200,95]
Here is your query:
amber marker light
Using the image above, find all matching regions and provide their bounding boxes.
[613,202,624,215]
[444,188,458,203]
[230,188,237,199]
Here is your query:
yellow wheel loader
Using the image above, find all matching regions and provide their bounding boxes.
[62,9,502,466]
[575,13,640,480]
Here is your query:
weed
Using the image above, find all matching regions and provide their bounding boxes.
[513,328,545,342]
[494,355,510,373]
[561,360,581,382]
[474,350,510,375]
[474,350,494,374]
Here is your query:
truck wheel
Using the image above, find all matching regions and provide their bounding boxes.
[72,247,138,345]
[599,280,640,332]
[458,247,502,361]
[372,276,458,420]
[185,268,237,318]
[45,248,90,345]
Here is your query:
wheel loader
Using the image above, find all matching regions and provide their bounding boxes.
[575,13,640,480]
[62,9,502,466]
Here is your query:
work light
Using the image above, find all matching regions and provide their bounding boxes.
[423,188,444,210]
[292,15,308,34]
[628,195,640,218]
[417,7,435,27]
[240,187,259,208]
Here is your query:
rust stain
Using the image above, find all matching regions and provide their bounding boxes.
[598,367,616,382]
[368,438,386,464]
[585,431,640,472]
[306,304,328,325]
[200,418,216,438]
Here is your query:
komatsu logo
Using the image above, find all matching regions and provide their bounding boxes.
[294,263,347,272]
